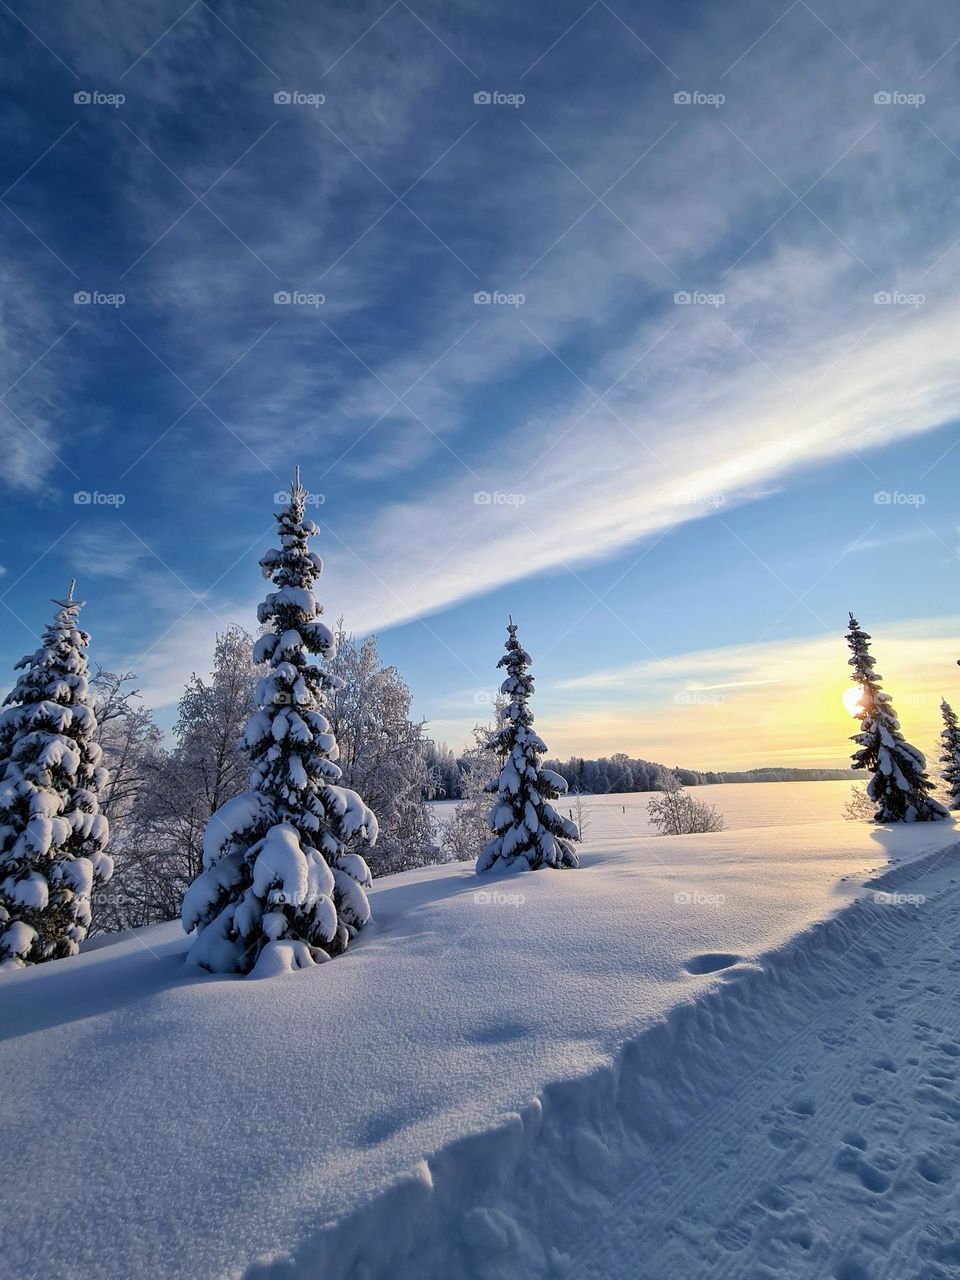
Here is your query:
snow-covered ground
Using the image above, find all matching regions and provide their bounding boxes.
[1,783,958,1280]
[431,779,859,842]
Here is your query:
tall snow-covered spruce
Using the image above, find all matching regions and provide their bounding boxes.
[939,698,960,811]
[845,613,947,823]
[182,472,377,977]
[477,620,579,874]
[0,583,111,968]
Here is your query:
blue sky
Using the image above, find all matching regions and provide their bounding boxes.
[1,0,958,769]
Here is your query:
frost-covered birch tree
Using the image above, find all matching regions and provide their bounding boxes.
[443,701,503,862]
[477,620,579,873]
[326,625,435,875]
[181,473,377,976]
[0,583,112,967]
[939,698,960,811]
[846,613,947,823]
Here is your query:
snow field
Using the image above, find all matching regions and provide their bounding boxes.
[0,785,956,1279]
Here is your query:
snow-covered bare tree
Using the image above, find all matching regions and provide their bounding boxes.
[176,628,259,828]
[477,620,579,874]
[87,669,163,934]
[646,768,724,835]
[846,613,947,823]
[0,583,112,967]
[939,698,960,811]
[326,625,435,875]
[91,668,161,826]
[842,784,875,821]
[444,708,501,862]
[182,473,377,976]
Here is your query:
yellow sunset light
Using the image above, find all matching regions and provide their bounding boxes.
[842,684,865,718]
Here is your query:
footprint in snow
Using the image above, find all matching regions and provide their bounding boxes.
[684,952,741,975]
[835,1144,892,1193]
[917,1152,950,1185]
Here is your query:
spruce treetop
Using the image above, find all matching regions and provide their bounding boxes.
[182,473,377,976]
[845,612,947,824]
[939,697,960,811]
[0,580,111,968]
[478,618,579,873]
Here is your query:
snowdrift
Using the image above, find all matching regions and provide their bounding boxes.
[0,791,956,1280]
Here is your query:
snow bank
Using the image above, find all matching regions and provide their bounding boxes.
[0,793,956,1279]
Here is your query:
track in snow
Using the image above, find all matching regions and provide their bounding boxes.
[573,853,960,1280]
[293,844,960,1280]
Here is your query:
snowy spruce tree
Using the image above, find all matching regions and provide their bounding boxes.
[477,620,580,874]
[845,613,947,823]
[182,472,377,977]
[939,698,960,811]
[0,582,111,968]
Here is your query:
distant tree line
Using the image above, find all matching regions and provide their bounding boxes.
[423,747,854,800]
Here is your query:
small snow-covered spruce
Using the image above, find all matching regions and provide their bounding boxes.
[939,698,960,810]
[181,472,377,977]
[845,613,947,823]
[477,620,579,874]
[0,582,111,968]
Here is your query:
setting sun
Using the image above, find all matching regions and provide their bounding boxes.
[842,685,865,718]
